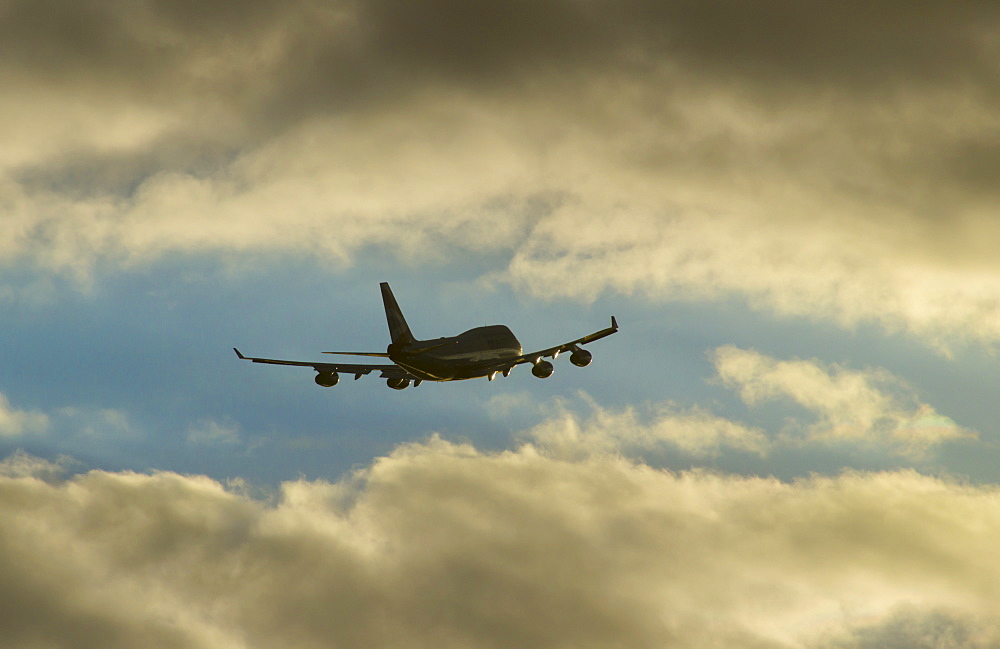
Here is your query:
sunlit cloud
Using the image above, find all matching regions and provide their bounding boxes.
[186,417,241,446]
[1,1,997,349]
[2,439,1000,648]
[524,394,769,459]
[0,449,73,481]
[0,393,49,438]
[4,4,998,646]
[712,345,971,456]
[54,406,136,441]
[522,350,971,462]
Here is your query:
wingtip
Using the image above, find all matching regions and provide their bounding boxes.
[611,316,619,331]
[233,347,246,360]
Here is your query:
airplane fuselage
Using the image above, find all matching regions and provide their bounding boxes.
[235,282,617,389]
[390,325,522,381]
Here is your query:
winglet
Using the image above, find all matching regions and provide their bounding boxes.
[611,316,618,331]
[234,348,246,360]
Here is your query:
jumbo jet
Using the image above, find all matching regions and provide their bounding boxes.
[234,282,618,390]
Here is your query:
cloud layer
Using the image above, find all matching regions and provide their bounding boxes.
[2,436,1000,649]
[3,0,999,347]
[5,6,998,646]
[524,396,770,460]
[712,346,970,455]
[519,346,969,464]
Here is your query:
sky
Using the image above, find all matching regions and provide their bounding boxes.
[1,0,999,646]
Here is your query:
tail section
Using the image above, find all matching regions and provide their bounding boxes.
[380,282,415,345]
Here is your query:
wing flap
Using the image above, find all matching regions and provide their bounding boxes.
[234,348,413,380]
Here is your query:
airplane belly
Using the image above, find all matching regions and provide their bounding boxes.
[396,359,457,381]
[398,347,521,381]
[391,325,523,381]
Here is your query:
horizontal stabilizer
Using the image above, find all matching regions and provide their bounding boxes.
[233,347,411,380]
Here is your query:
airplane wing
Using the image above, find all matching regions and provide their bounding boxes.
[488,316,619,374]
[233,348,414,380]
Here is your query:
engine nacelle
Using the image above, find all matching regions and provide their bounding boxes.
[387,377,410,390]
[315,371,340,387]
[531,360,554,379]
[570,349,593,367]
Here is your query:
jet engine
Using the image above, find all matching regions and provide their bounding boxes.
[570,349,593,367]
[387,377,410,390]
[315,372,340,387]
[531,360,554,378]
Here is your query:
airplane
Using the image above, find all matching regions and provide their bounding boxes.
[234,282,618,390]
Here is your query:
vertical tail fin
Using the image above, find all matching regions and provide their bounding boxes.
[380,282,415,345]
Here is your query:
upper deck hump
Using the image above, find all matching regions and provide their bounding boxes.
[458,325,522,356]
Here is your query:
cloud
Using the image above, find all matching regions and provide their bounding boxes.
[186,417,241,446]
[820,607,998,649]
[515,351,971,464]
[0,393,49,438]
[2,0,999,348]
[524,394,769,459]
[711,345,971,456]
[0,449,73,481]
[3,440,1000,648]
[54,406,136,441]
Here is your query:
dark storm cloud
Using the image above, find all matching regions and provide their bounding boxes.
[625,0,998,90]
[13,133,241,199]
[5,0,995,123]
[5,0,991,170]
[356,0,618,83]
[326,0,1000,97]
[0,0,284,69]
[0,0,156,81]
[0,0,282,93]
[6,0,994,197]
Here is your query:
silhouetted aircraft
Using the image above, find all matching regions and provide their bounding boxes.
[235,282,618,390]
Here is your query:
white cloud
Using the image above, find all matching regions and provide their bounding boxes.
[0,449,73,481]
[524,394,769,459]
[2,441,1000,648]
[0,393,49,438]
[187,418,241,446]
[711,345,972,456]
[55,406,136,440]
